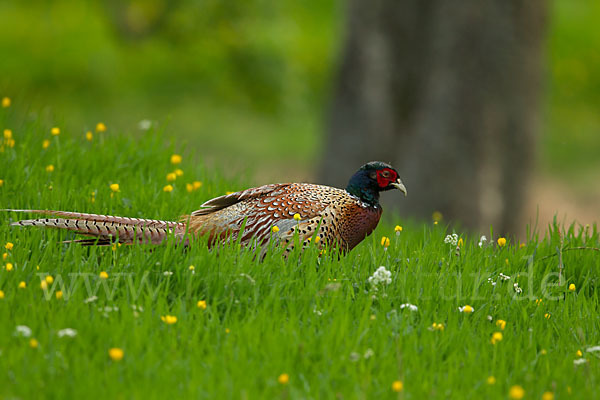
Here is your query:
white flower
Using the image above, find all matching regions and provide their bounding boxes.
[586,346,600,353]
[487,277,497,286]
[399,303,418,312]
[499,273,511,281]
[444,234,458,246]
[57,328,78,338]
[513,282,523,294]
[574,358,588,365]
[138,119,152,130]
[478,235,487,248]
[163,271,173,276]
[487,315,493,321]
[349,352,361,362]
[458,305,475,313]
[364,348,375,359]
[368,266,392,286]
[84,296,98,303]
[15,325,32,337]
[99,306,119,313]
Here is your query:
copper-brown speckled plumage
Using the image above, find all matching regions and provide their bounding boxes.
[185,183,383,252]
[7,161,406,255]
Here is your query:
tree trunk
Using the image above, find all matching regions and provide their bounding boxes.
[320,0,546,234]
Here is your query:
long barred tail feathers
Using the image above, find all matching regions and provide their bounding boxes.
[4,209,186,245]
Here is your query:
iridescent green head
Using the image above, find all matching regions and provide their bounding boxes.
[346,161,407,206]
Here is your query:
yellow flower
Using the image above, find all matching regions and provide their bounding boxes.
[535,298,543,306]
[432,322,445,331]
[459,305,474,313]
[163,184,174,193]
[86,131,93,141]
[225,328,230,334]
[509,385,525,400]
[0,179,3,187]
[29,338,39,349]
[188,265,195,271]
[278,373,289,385]
[5,242,13,250]
[40,281,48,290]
[3,129,12,139]
[0,290,4,299]
[1,97,10,107]
[2,253,7,260]
[568,283,576,292]
[486,376,496,385]
[540,349,547,355]
[491,331,503,345]
[56,290,63,300]
[293,213,301,221]
[99,271,109,279]
[5,263,13,271]
[381,236,390,248]
[170,154,182,165]
[576,349,583,357]
[108,347,124,361]
[519,242,526,248]
[391,380,403,392]
[42,139,50,149]
[432,211,443,222]
[457,238,463,247]
[5,138,15,147]
[226,191,234,195]
[46,164,55,173]
[542,391,554,400]
[497,237,507,247]
[433,221,438,225]
[197,300,207,310]
[314,236,321,244]
[161,315,177,324]
[95,122,106,132]
[51,127,60,136]
[45,275,53,284]
[496,319,506,330]
[544,313,551,319]
[166,172,177,182]
[174,169,183,177]
[186,183,193,192]
[272,226,280,233]
[193,181,202,189]
[394,225,403,233]
[110,183,120,192]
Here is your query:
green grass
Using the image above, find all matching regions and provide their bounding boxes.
[1,113,599,399]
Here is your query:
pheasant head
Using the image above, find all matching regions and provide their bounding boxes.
[345,161,407,206]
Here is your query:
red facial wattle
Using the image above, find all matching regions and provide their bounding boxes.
[376,168,398,188]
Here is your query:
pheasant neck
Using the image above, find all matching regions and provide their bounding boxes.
[345,181,380,207]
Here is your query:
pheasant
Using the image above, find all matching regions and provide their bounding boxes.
[6,161,406,254]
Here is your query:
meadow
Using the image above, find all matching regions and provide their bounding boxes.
[1,108,599,399]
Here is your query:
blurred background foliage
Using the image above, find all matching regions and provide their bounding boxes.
[0,0,599,221]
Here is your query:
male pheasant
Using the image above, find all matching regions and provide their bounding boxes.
[6,161,406,254]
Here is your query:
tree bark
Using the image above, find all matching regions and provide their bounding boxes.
[320,0,546,234]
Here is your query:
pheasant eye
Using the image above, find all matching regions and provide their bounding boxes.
[381,170,390,178]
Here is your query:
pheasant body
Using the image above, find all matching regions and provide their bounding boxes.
[187,183,383,252]
[6,161,406,254]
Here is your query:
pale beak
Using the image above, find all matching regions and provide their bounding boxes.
[390,179,407,196]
